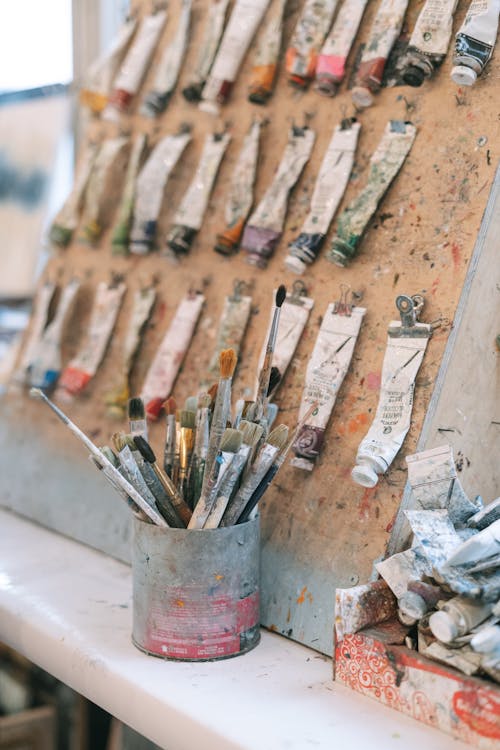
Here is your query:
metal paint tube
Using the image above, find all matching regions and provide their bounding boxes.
[167,131,231,255]
[286,120,360,274]
[183,0,230,101]
[315,0,369,95]
[48,142,98,248]
[111,133,147,255]
[221,442,279,526]
[215,120,261,255]
[400,0,459,86]
[242,125,316,268]
[422,641,483,675]
[335,581,397,642]
[204,444,251,528]
[80,136,129,245]
[248,0,287,103]
[437,561,500,601]
[103,10,168,117]
[206,283,252,383]
[375,547,433,598]
[451,0,500,85]
[200,0,271,111]
[404,509,463,568]
[140,291,205,420]
[56,280,126,399]
[429,596,494,643]
[445,520,500,567]
[327,120,416,267]
[14,280,56,385]
[291,302,365,471]
[104,286,156,419]
[351,0,410,108]
[129,129,191,255]
[351,295,432,488]
[285,0,339,87]
[28,279,81,390]
[141,0,192,117]
[80,17,138,113]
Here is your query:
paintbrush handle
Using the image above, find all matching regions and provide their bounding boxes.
[203,448,249,529]
[201,378,231,497]
[221,447,277,527]
[153,464,192,525]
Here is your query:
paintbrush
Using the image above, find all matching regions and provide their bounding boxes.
[163,396,177,477]
[29,388,167,527]
[111,431,163,517]
[189,391,212,508]
[97,445,149,521]
[179,408,196,501]
[255,285,286,424]
[128,396,148,440]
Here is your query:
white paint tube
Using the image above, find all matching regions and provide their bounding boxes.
[80,17,138,113]
[203,444,251,528]
[167,131,231,255]
[103,9,168,117]
[286,119,360,274]
[220,442,279,526]
[285,0,339,87]
[200,0,271,112]
[140,291,205,420]
[214,119,261,255]
[55,279,126,400]
[129,129,191,255]
[291,303,365,471]
[451,0,500,85]
[248,0,287,103]
[445,520,500,567]
[471,625,500,654]
[352,294,432,487]
[375,547,433,599]
[404,509,463,567]
[141,0,192,117]
[112,133,147,255]
[14,280,56,385]
[429,596,494,643]
[206,285,252,383]
[183,0,230,101]
[315,0,369,95]
[400,0,460,86]
[335,581,397,642]
[242,125,316,268]
[423,641,483,675]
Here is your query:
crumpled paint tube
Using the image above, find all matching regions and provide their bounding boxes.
[48,142,98,248]
[242,125,315,268]
[104,285,156,419]
[111,133,147,255]
[56,279,126,400]
[327,120,416,267]
[183,0,230,102]
[375,546,433,599]
[167,131,231,256]
[335,581,397,643]
[129,129,191,255]
[351,0,410,109]
[141,0,192,117]
[80,136,129,245]
[140,291,205,420]
[286,119,360,274]
[285,0,339,87]
[14,280,56,386]
[205,282,252,384]
[103,10,168,118]
[248,0,287,103]
[451,0,500,86]
[315,0,369,96]
[351,295,432,488]
[291,301,365,471]
[214,120,261,255]
[400,0,459,86]
[200,0,271,112]
[80,17,138,113]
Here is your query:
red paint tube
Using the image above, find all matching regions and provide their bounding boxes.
[315,0,369,95]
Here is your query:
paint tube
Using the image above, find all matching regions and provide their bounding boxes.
[111,133,147,255]
[468,498,500,530]
[56,279,126,400]
[398,581,443,623]
[315,0,369,95]
[375,547,433,598]
[471,625,500,653]
[327,120,416,267]
[285,0,339,86]
[200,0,271,112]
[438,562,500,601]
[351,0,410,108]
[423,641,483,675]
[140,291,204,420]
[405,509,463,567]
[141,0,192,116]
[291,301,365,471]
[129,129,191,255]
[242,125,315,268]
[351,294,432,488]
[286,119,360,274]
[204,444,251,528]
[104,286,156,419]
[451,0,500,85]
[248,0,286,103]
[400,0,459,86]
[14,280,56,386]
[103,9,168,118]
[254,282,314,399]
[167,131,231,255]
[28,279,81,390]
[335,581,397,642]
[48,142,98,248]
[80,17,138,113]
[183,0,230,101]
[221,442,279,526]
[445,520,500,567]
[80,136,129,245]
[214,120,261,255]
[430,596,494,643]
[206,282,252,383]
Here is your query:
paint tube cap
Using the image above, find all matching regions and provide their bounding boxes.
[351,86,374,109]
[351,462,379,488]
[398,591,428,621]
[284,254,307,275]
[290,456,314,472]
[403,65,425,87]
[451,65,477,86]
[429,610,458,643]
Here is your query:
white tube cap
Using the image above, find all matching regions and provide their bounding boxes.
[284,254,307,275]
[451,65,477,86]
[429,611,458,643]
[351,463,379,488]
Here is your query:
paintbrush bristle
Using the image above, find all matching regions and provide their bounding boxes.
[219,348,237,379]
[164,397,177,416]
[180,409,196,429]
[198,392,212,409]
[267,424,289,450]
[128,397,145,421]
[100,446,119,466]
[133,435,156,464]
[242,401,258,422]
[239,420,264,448]
[267,366,281,396]
[207,383,218,405]
[184,396,198,413]
[220,428,243,453]
[112,431,128,452]
[276,285,287,308]
[29,387,43,400]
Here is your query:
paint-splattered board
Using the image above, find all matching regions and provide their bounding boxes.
[2,0,499,656]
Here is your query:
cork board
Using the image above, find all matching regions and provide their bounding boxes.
[2,0,499,655]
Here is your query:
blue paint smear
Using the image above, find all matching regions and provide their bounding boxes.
[0,151,48,210]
